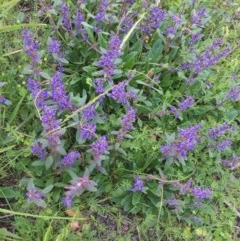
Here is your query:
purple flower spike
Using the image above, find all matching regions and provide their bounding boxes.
[130,177,144,192]
[22,28,40,65]
[82,105,96,120]
[178,96,195,111]
[50,71,71,110]
[109,81,128,105]
[48,37,61,54]
[117,106,136,142]
[215,139,232,151]
[80,122,96,140]
[75,10,84,35]
[191,187,212,200]
[95,0,108,23]
[41,106,61,147]
[27,78,47,108]
[98,34,121,78]
[62,193,73,207]
[208,123,234,139]
[90,135,108,160]
[31,141,45,159]
[60,4,72,31]
[61,151,80,167]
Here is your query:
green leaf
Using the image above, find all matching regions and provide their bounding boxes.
[0,187,20,198]
[40,71,51,80]
[42,185,54,194]
[144,39,163,62]
[225,109,238,121]
[132,191,142,205]
[45,156,54,170]
[98,33,108,49]
[123,51,138,69]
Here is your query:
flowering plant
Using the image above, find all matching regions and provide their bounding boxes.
[21,0,239,225]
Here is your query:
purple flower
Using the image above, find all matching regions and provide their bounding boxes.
[61,151,80,167]
[94,78,105,94]
[65,176,97,197]
[208,123,234,139]
[41,106,61,146]
[62,193,73,207]
[221,153,239,168]
[147,7,166,30]
[121,16,134,33]
[189,33,202,45]
[226,86,240,101]
[82,105,96,120]
[171,15,182,24]
[170,106,180,118]
[27,78,47,108]
[164,26,177,36]
[178,96,195,111]
[191,187,212,199]
[98,35,121,78]
[60,4,72,31]
[80,122,96,140]
[90,135,108,160]
[31,141,45,159]
[26,180,46,207]
[26,188,44,201]
[22,28,40,65]
[117,107,136,142]
[98,54,115,77]
[108,35,122,58]
[130,177,144,192]
[161,124,201,159]
[95,0,108,23]
[174,179,192,195]
[0,96,7,104]
[109,81,128,105]
[50,71,71,110]
[215,139,232,151]
[48,37,61,54]
[75,10,84,35]
[191,7,206,27]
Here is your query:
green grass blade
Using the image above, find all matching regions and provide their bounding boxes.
[0,23,47,33]
[0,0,20,10]
[8,93,27,125]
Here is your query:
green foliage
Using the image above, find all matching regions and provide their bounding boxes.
[0,0,240,240]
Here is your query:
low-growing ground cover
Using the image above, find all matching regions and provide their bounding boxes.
[1,0,240,240]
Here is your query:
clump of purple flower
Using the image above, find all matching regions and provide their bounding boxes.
[161,124,201,159]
